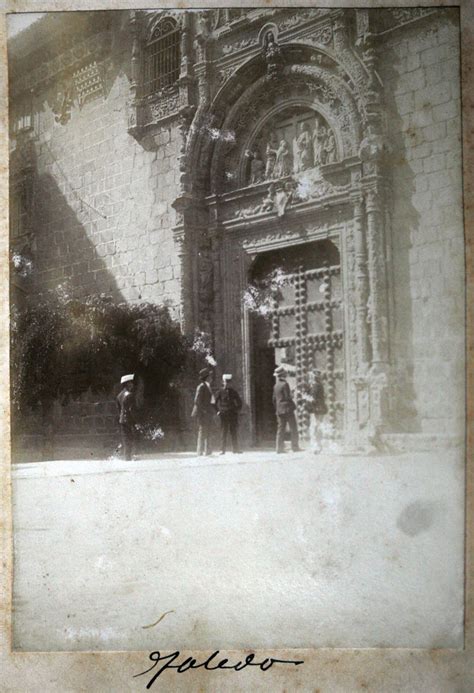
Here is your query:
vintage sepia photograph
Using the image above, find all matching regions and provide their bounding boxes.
[7,5,466,656]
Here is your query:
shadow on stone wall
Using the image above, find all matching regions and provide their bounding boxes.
[11,138,127,460]
[34,168,124,301]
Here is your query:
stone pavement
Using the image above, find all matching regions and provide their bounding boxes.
[11,448,464,652]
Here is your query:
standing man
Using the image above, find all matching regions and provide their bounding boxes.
[192,368,215,456]
[303,369,328,454]
[273,365,300,453]
[215,374,243,455]
[116,373,136,461]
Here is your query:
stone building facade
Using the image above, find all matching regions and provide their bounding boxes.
[9,8,464,452]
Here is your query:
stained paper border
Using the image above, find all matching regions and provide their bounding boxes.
[0,1,472,690]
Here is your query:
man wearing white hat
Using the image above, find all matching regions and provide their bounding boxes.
[215,374,243,454]
[116,374,136,461]
[273,365,300,453]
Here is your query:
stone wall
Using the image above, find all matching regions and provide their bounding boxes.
[11,20,186,457]
[379,11,464,438]
[29,26,182,313]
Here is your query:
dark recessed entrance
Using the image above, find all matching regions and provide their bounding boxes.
[249,239,344,445]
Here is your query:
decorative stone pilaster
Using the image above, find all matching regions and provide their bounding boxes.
[197,229,215,339]
[193,11,212,106]
[172,193,199,334]
[364,185,391,429]
[360,33,383,134]
[351,194,370,372]
[127,11,141,136]
[171,228,188,332]
[177,106,196,194]
[365,186,389,370]
[177,13,195,118]
[210,224,223,355]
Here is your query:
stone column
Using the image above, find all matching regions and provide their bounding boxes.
[365,186,389,370]
[130,12,140,92]
[172,195,199,335]
[179,11,191,77]
[127,11,141,134]
[352,194,370,372]
[210,224,222,356]
[173,228,191,333]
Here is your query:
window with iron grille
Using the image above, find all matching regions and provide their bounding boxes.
[144,18,180,96]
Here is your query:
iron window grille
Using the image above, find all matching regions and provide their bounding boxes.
[144,18,180,96]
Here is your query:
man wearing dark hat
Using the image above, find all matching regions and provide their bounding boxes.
[116,374,136,461]
[273,365,300,453]
[192,368,216,456]
[215,374,243,454]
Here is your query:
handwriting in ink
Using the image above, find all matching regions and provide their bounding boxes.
[134,650,304,687]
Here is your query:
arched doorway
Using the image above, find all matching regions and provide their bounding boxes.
[249,239,344,445]
[177,36,393,445]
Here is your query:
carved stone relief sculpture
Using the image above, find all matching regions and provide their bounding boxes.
[294,121,313,173]
[274,138,292,178]
[245,148,265,184]
[244,109,339,186]
[264,133,278,179]
[324,130,337,163]
[233,170,348,221]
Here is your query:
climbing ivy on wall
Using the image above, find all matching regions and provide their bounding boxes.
[11,292,188,417]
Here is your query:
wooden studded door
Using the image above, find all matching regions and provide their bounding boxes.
[251,240,344,440]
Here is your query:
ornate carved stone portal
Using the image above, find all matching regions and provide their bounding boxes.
[173,9,393,446]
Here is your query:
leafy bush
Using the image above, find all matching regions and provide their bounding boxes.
[11,292,188,417]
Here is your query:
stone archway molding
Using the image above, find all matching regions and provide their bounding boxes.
[185,50,364,199]
[208,63,361,194]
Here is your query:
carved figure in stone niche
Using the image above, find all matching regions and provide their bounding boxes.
[265,133,278,180]
[263,31,280,61]
[274,139,292,178]
[263,30,283,79]
[324,131,337,164]
[313,125,326,166]
[249,148,265,184]
[294,122,313,173]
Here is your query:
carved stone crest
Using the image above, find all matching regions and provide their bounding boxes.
[51,82,75,125]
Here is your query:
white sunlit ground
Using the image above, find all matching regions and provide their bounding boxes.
[12,447,465,652]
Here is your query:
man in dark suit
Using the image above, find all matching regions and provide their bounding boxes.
[116,373,136,461]
[273,365,300,453]
[215,374,243,454]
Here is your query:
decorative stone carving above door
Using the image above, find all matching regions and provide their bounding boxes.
[243,105,340,188]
